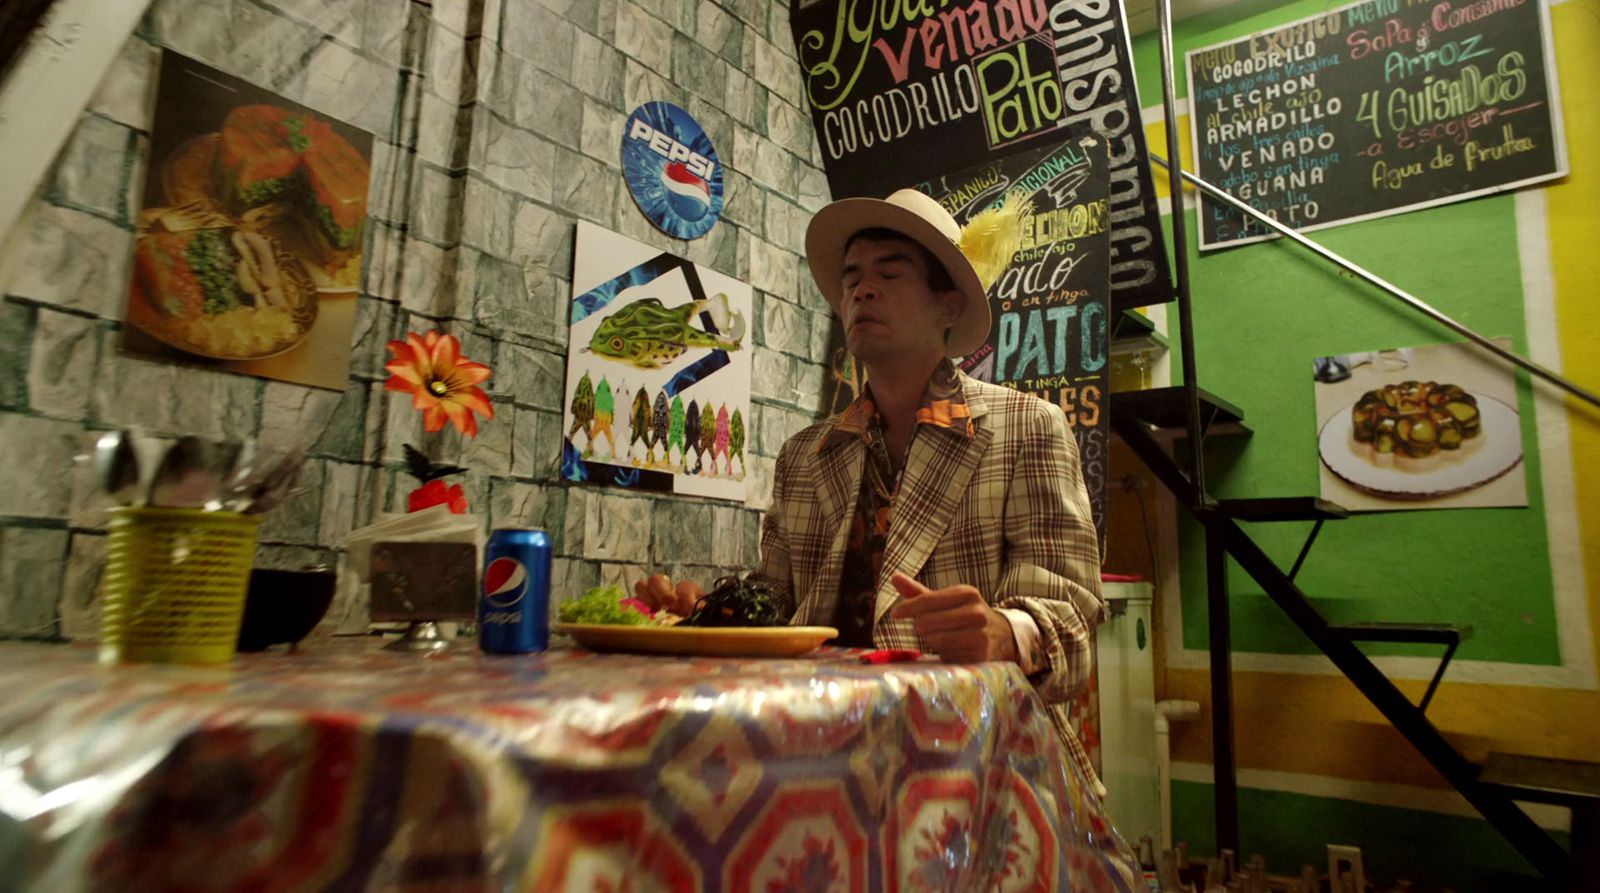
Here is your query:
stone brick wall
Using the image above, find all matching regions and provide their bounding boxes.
[0,0,832,639]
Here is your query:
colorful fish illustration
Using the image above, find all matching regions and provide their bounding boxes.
[587,293,746,369]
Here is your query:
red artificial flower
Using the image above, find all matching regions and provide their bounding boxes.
[407,479,467,514]
[384,332,494,437]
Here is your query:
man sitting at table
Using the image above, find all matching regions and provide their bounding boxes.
[637,188,1105,787]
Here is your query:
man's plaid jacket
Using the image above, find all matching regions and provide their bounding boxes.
[753,370,1106,785]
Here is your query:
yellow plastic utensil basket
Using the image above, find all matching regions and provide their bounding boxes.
[100,507,263,665]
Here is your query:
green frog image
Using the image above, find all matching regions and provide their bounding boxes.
[684,398,703,474]
[592,378,616,458]
[650,391,671,466]
[567,372,595,452]
[729,407,746,479]
[668,395,686,465]
[698,403,716,476]
[630,387,653,466]
[587,293,745,369]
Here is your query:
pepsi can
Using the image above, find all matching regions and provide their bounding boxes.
[478,528,551,654]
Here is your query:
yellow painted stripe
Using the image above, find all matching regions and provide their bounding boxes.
[1169,761,1572,832]
[1142,113,1195,203]
[1164,668,1600,790]
[1548,0,1600,670]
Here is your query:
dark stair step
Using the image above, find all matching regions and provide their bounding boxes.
[1111,309,1159,344]
[1328,622,1473,646]
[1110,386,1251,435]
[1480,752,1600,807]
[1220,497,1349,522]
[1329,623,1472,713]
[1219,498,1349,580]
[1480,752,1600,893]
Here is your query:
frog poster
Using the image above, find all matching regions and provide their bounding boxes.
[562,221,753,503]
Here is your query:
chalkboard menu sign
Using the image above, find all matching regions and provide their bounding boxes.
[790,0,1172,310]
[1186,0,1567,250]
[928,134,1113,544]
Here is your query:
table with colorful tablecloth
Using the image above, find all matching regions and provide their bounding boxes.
[0,640,1136,892]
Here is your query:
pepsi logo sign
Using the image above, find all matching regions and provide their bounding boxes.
[662,162,712,222]
[621,102,724,240]
[482,557,527,609]
[628,119,715,180]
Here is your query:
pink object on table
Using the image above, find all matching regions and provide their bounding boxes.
[857,648,922,664]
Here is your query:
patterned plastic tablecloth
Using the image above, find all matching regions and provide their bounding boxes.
[0,641,1135,892]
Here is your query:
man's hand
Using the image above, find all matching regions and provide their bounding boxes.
[888,572,1018,664]
[633,574,704,617]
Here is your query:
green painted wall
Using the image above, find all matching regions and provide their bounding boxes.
[1172,780,1562,891]
[1131,3,1560,665]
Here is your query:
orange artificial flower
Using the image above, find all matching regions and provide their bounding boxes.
[384,331,494,436]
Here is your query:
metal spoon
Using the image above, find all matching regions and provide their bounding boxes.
[244,448,306,515]
[148,436,207,508]
[128,434,172,506]
[215,440,261,513]
[197,441,243,512]
[94,430,139,506]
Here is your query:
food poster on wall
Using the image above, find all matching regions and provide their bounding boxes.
[824,133,1113,544]
[1313,338,1527,511]
[1186,0,1566,250]
[563,221,753,504]
[121,51,369,390]
[788,0,1172,310]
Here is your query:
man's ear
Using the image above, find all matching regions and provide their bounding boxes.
[936,289,965,327]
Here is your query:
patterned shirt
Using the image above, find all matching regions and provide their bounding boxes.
[821,361,1044,668]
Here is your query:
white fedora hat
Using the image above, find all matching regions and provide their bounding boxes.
[805,188,990,358]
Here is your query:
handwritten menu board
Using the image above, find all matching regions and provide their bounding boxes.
[921,135,1112,545]
[789,0,1172,309]
[1185,0,1566,250]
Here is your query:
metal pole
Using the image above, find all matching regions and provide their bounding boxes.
[1155,0,1208,497]
[1206,522,1240,856]
[1149,155,1600,412]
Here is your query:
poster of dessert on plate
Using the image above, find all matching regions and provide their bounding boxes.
[120,50,371,391]
[561,221,752,504]
[1313,339,1528,511]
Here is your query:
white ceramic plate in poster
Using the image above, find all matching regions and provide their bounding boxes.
[1318,393,1523,500]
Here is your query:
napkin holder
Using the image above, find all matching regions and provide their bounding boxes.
[370,540,478,651]
[346,506,482,652]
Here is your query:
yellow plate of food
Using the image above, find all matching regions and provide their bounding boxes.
[553,623,840,658]
[127,208,318,361]
[553,582,835,658]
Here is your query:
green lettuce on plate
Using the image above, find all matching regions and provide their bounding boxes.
[557,585,651,626]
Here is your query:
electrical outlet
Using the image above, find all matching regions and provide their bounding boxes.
[1327,844,1365,893]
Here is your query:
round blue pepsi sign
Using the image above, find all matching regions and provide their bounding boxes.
[621,102,724,240]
